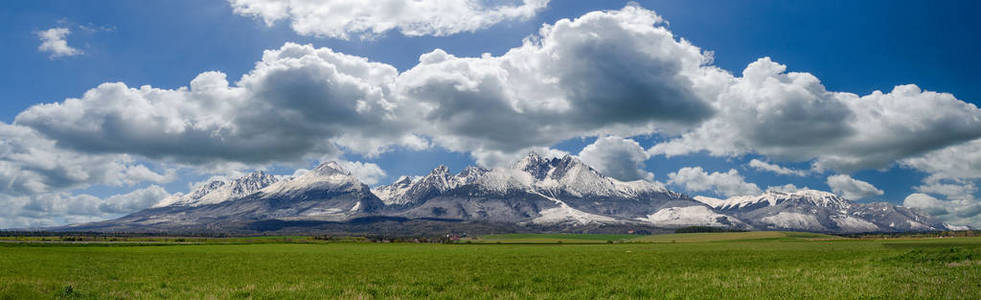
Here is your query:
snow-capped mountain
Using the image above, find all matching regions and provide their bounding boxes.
[259,162,364,198]
[700,190,948,233]
[154,171,279,207]
[371,153,736,228]
[62,154,953,234]
[699,190,852,211]
[372,176,417,205]
[371,165,468,206]
[70,162,385,232]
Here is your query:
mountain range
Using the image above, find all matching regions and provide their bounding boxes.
[60,153,959,234]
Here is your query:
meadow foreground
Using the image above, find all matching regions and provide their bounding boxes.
[1,232,979,299]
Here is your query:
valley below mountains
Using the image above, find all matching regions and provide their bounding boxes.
[59,153,957,235]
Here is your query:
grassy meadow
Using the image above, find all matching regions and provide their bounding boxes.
[0,232,979,299]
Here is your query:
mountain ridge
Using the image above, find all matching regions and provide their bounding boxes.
[58,153,961,234]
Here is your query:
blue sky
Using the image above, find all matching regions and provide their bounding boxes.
[2,0,980,227]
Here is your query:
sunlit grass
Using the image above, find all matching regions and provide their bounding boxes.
[0,234,978,298]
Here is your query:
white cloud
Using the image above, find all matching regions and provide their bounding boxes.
[765,183,806,194]
[336,160,387,185]
[229,0,549,39]
[915,180,977,201]
[36,27,82,58]
[668,167,761,198]
[902,138,981,182]
[893,138,981,227]
[748,159,808,176]
[0,185,170,229]
[826,174,883,200]
[0,123,174,196]
[903,192,980,228]
[97,185,171,214]
[0,121,176,228]
[18,5,721,170]
[398,5,722,161]
[650,58,981,173]
[578,136,653,181]
[16,44,426,165]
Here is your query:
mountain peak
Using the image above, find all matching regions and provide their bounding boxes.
[312,161,350,176]
[515,152,557,180]
[431,165,450,175]
[393,175,413,186]
[418,165,451,188]
[239,170,272,182]
[457,165,488,177]
[154,171,279,208]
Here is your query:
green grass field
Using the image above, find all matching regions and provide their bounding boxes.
[1,233,979,299]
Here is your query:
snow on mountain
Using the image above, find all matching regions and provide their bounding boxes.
[154,171,278,207]
[830,215,879,233]
[946,224,972,231]
[531,191,617,225]
[371,166,492,206]
[693,196,727,208]
[709,189,950,232]
[523,153,672,199]
[371,165,460,206]
[453,166,489,186]
[371,153,704,226]
[372,153,675,203]
[636,206,748,228]
[259,161,363,198]
[372,176,416,205]
[714,190,851,211]
[760,212,825,231]
[73,154,957,234]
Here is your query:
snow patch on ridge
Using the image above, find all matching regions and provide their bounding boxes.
[761,212,824,231]
[155,171,278,207]
[260,162,363,197]
[831,215,878,233]
[531,192,617,225]
[636,206,741,227]
[693,196,726,208]
[716,189,850,210]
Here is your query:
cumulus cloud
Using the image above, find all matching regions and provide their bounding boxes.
[650,58,981,173]
[0,123,173,196]
[0,185,170,229]
[336,160,387,185]
[668,167,761,198]
[16,44,426,165]
[229,0,549,39]
[892,138,981,227]
[903,192,980,228]
[902,138,981,183]
[0,122,175,228]
[826,174,884,200]
[578,136,653,181]
[748,159,807,176]
[398,5,721,161]
[19,5,717,169]
[97,185,171,214]
[766,183,807,194]
[36,27,82,58]
[915,180,977,201]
